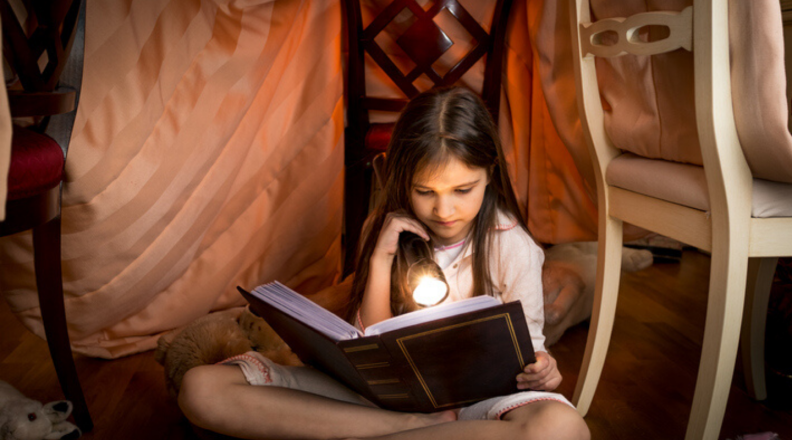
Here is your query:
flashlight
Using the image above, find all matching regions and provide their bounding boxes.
[399,232,450,307]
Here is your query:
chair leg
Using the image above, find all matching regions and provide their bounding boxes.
[343,163,373,277]
[32,215,93,433]
[572,215,623,416]
[684,243,749,440]
[740,257,777,401]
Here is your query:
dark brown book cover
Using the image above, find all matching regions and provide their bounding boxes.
[238,286,535,412]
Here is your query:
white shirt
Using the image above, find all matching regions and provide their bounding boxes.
[436,210,547,353]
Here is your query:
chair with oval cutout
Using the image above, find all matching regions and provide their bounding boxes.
[569,0,792,438]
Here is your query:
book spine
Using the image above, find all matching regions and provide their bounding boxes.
[338,337,424,411]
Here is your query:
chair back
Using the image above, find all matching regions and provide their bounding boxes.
[569,0,752,225]
[344,0,512,161]
[1,0,82,119]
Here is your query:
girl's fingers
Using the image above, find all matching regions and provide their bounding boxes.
[517,373,562,391]
[516,352,560,386]
[520,353,551,378]
[373,213,431,259]
[382,215,430,241]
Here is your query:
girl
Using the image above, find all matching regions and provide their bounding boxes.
[179,87,590,440]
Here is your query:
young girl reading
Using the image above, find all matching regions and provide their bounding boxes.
[179,86,590,440]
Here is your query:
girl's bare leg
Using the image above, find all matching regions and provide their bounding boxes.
[178,364,456,440]
[347,400,590,440]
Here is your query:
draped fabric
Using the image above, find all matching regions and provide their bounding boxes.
[0,19,10,221]
[0,92,9,222]
[1,0,345,358]
[504,0,600,244]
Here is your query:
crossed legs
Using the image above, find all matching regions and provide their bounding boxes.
[179,363,589,440]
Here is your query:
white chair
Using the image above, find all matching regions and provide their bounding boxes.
[569,0,792,439]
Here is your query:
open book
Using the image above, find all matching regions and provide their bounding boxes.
[238,282,536,412]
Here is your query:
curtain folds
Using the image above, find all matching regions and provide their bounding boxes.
[1,0,345,358]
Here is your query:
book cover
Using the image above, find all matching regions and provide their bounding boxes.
[238,284,536,412]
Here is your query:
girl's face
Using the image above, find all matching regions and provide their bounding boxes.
[410,156,489,246]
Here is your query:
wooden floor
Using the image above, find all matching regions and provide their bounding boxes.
[1,250,791,439]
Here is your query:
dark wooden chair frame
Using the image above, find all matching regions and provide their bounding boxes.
[342,0,513,275]
[0,0,91,432]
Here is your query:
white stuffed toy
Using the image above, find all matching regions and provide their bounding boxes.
[0,381,80,440]
[542,242,654,345]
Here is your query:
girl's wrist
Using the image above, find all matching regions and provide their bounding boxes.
[370,250,395,267]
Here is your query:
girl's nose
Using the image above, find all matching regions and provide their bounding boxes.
[433,196,454,218]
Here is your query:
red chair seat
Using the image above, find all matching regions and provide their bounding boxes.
[365,123,396,152]
[7,126,64,200]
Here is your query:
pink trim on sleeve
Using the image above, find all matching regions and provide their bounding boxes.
[492,219,518,231]
[357,310,366,332]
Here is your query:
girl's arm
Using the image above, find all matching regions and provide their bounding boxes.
[359,212,430,328]
[493,227,562,391]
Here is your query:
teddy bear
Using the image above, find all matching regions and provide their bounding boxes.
[155,306,302,398]
[541,242,654,346]
[0,381,80,440]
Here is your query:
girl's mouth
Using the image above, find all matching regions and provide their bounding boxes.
[434,220,457,227]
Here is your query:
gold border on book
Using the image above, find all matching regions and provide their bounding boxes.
[355,361,391,369]
[343,343,380,353]
[395,313,524,409]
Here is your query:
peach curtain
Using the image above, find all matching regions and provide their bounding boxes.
[0,18,9,221]
[0,0,345,358]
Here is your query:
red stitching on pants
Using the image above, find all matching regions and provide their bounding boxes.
[219,354,272,384]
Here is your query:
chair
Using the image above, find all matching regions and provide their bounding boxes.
[0,0,91,432]
[569,0,792,439]
[342,0,512,275]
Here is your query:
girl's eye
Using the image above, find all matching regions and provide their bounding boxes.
[415,189,433,196]
[455,188,472,194]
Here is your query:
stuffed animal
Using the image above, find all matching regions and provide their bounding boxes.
[0,381,80,440]
[542,242,654,346]
[155,306,302,398]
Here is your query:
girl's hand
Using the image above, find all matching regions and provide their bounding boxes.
[516,351,562,391]
[372,211,430,262]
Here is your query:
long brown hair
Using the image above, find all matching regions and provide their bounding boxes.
[344,86,527,322]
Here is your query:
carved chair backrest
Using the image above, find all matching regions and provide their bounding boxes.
[344,0,512,141]
[1,0,82,118]
[570,0,750,217]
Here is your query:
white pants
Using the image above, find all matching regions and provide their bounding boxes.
[221,352,574,421]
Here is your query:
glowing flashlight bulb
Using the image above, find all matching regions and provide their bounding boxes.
[412,276,448,307]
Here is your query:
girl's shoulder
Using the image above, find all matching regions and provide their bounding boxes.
[490,210,543,258]
[492,210,520,232]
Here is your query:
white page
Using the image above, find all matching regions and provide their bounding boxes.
[364,295,502,336]
[251,282,504,340]
[250,282,361,341]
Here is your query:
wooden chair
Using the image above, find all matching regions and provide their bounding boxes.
[342,0,512,275]
[569,0,792,438]
[0,0,91,432]
[572,0,792,439]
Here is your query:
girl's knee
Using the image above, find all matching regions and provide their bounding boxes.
[506,401,590,440]
[178,365,235,429]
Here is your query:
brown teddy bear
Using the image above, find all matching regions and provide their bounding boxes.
[154,307,301,398]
